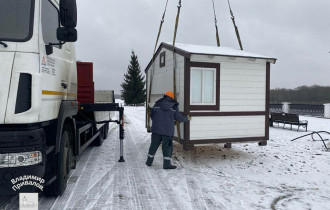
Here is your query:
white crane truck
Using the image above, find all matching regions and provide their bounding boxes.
[0,0,124,196]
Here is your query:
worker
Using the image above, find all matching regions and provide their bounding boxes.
[146,91,191,169]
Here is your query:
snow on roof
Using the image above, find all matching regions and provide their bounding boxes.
[164,42,277,61]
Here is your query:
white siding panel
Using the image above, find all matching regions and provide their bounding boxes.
[220,81,265,88]
[221,63,266,71]
[147,48,184,97]
[190,123,263,131]
[220,105,265,112]
[190,116,265,140]
[220,99,265,106]
[152,70,173,94]
[221,93,265,100]
[191,129,265,139]
[220,61,266,112]
[146,48,185,130]
[190,116,264,124]
[221,69,266,76]
[221,87,265,94]
[221,74,265,82]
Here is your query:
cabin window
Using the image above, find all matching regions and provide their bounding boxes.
[42,0,60,49]
[189,62,220,111]
[160,52,166,67]
[190,68,216,105]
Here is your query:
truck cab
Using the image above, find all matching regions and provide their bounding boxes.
[0,0,77,125]
[0,0,80,195]
[1,0,124,197]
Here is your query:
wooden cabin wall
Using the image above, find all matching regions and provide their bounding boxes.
[190,55,267,112]
[188,55,267,141]
[146,48,185,138]
[190,116,265,140]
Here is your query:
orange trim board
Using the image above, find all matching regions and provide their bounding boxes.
[42,90,77,97]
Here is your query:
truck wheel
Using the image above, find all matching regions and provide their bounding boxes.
[59,129,73,194]
[44,127,73,196]
[93,126,104,146]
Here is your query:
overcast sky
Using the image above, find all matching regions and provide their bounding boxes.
[75,0,330,94]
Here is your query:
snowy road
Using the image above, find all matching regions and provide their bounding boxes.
[1,106,330,210]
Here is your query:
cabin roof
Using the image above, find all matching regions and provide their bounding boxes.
[145,42,277,72]
[166,42,276,60]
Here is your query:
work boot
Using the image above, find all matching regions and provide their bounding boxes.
[163,159,177,169]
[146,156,154,166]
[163,164,177,169]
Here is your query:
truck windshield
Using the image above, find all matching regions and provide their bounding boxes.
[0,0,35,42]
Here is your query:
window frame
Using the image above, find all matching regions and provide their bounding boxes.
[41,0,61,48]
[160,51,166,68]
[189,62,220,111]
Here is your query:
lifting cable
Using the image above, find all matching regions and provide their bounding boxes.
[226,0,243,50]
[172,0,182,142]
[147,0,169,131]
[211,0,221,47]
[153,0,169,54]
[291,131,330,151]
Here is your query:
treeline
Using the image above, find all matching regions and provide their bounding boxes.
[270,85,330,104]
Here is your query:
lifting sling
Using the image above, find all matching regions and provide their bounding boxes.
[172,0,182,142]
[226,0,244,50]
[149,0,240,143]
[147,0,169,131]
[211,0,221,47]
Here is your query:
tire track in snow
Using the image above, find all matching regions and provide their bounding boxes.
[126,113,185,210]
[185,156,231,210]
[129,107,210,210]
[49,147,97,210]
[124,109,183,209]
[49,125,118,209]
[72,165,116,209]
[119,124,167,209]
[182,153,263,210]
[129,107,218,210]
[67,128,119,209]
[39,147,94,209]
[182,152,211,210]
[110,128,141,210]
[88,129,120,209]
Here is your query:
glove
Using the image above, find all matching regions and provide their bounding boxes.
[148,103,153,108]
[187,114,191,121]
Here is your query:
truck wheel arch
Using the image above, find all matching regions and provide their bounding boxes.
[55,101,78,154]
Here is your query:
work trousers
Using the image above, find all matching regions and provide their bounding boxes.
[147,133,173,166]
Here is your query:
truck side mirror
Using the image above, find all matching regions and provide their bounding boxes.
[57,27,77,42]
[59,0,77,28]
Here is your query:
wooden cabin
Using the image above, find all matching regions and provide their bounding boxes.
[145,42,277,150]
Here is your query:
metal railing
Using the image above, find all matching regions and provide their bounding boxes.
[289,104,324,117]
[269,104,282,113]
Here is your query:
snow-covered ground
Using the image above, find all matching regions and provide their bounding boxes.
[1,106,330,210]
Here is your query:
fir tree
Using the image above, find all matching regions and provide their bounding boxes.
[121,51,146,105]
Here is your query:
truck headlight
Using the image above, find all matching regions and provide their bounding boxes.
[0,151,42,168]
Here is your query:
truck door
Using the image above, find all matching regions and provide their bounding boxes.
[39,0,73,121]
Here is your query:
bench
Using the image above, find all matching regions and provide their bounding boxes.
[283,113,308,131]
[270,112,308,131]
[270,112,285,126]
